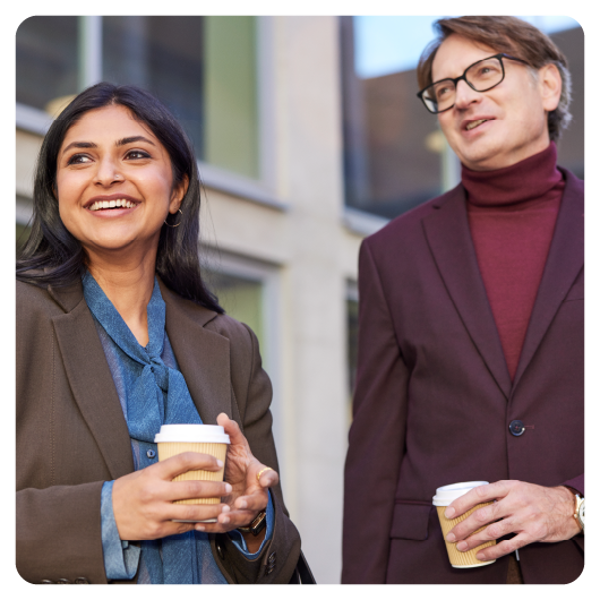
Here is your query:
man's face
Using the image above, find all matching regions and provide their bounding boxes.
[432,34,559,171]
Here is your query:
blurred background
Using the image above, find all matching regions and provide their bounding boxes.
[15,16,583,583]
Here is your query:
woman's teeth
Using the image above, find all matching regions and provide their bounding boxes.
[88,199,136,211]
[466,119,488,131]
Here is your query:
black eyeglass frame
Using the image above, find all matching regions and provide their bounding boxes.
[417,53,529,114]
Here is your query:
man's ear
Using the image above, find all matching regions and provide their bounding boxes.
[539,63,562,113]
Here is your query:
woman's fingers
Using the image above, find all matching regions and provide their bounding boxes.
[163,479,232,502]
[255,465,279,489]
[217,413,247,448]
[154,451,223,480]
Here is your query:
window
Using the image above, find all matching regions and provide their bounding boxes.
[340,16,448,221]
[16,16,260,179]
[207,271,265,353]
[204,254,284,453]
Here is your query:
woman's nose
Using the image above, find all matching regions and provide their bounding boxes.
[93,157,123,186]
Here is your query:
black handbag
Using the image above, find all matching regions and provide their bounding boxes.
[288,551,316,584]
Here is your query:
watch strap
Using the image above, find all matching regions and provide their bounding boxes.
[574,494,584,532]
[237,510,267,536]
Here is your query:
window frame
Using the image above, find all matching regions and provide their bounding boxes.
[16,16,287,212]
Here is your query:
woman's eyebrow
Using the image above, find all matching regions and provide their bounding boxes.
[116,135,156,147]
[61,136,156,156]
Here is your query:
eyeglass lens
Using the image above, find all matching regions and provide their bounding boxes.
[423,57,505,113]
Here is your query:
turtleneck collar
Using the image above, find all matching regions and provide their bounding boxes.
[461,142,564,207]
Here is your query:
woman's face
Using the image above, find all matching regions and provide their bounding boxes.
[55,104,187,259]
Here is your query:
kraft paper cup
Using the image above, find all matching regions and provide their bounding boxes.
[433,481,496,568]
[154,424,230,522]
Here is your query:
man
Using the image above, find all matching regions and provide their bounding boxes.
[342,16,583,584]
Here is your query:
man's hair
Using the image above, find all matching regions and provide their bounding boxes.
[416,16,572,141]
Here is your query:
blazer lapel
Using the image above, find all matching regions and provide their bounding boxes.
[512,171,584,390]
[50,283,134,479]
[423,186,512,399]
[160,281,233,425]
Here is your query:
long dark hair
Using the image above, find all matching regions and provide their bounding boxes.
[17,82,223,313]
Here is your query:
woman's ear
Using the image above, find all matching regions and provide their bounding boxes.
[169,174,189,213]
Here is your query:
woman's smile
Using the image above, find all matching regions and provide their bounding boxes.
[55,104,185,257]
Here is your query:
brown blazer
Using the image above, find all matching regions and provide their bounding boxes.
[16,277,301,584]
[342,169,584,584]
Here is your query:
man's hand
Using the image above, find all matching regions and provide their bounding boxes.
[444,480,581,561]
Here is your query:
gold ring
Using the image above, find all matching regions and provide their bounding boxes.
[257,467,274,483]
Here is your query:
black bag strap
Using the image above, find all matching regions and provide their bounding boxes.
[288,550,316,584]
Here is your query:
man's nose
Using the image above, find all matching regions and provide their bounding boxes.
[453,79,481,109]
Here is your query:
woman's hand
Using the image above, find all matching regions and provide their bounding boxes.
[112,414,279,551]
[193,413,279,551]
[111,452,232,541]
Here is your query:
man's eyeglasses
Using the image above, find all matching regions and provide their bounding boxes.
[417,53,528,114]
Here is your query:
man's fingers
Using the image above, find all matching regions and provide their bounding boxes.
[474,535,532,561]
[448,500,504,540]
[446,482,506,519]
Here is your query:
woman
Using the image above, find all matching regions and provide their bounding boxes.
[16,83,301,584]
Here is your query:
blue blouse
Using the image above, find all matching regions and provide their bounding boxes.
[83,276,273,583]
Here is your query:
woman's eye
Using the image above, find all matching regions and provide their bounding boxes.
[67,154,92,165]
[126,150,151,160]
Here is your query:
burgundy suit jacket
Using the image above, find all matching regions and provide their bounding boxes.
[342,169,584,584]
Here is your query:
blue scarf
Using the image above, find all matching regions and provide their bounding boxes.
[83,273,226,584]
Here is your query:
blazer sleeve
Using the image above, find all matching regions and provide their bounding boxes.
[16,483,109,584]
[209,320,302,584]
[342,239,412,584]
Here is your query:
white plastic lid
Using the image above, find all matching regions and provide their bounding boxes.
[432,481,489,506]
[154,424,230,444]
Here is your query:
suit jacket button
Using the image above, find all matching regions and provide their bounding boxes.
[40,579,54,584]
[74,577,90,584]
[56,578,71,584]
[509,420,525,436]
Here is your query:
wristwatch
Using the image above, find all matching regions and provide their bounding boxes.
[573,493,585,533]
[237,510,267,536]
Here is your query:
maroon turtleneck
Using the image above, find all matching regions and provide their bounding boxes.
[463,142,565,380]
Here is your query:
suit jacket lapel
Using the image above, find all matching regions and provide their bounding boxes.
[50,283,134,479]
[423,186,512,399]
[160,281,233,425]
[512,171,584,390]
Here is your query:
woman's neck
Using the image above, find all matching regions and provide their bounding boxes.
[86,249,157,346]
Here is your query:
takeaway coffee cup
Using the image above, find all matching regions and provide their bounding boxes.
[154,424,230,521]
[432,481,496,568]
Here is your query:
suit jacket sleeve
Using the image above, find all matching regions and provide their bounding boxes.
[209,320,302,584]
[563,474,584,496]
[342,239,411,583]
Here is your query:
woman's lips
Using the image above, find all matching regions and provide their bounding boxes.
[87,198,138,212]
